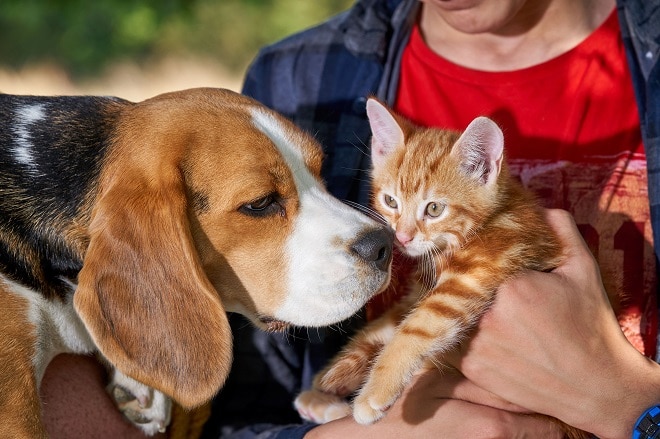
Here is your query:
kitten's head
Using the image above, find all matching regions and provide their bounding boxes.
[366,98,504,258]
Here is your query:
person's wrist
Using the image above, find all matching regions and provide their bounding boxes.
[588,350,660,439]
[632,405,660,439]
[620,356,660,439]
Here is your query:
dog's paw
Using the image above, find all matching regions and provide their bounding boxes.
[294,389,351,424]
[108,369,172,436]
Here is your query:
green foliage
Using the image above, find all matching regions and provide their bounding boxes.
[0,0,353,78]
[157,0,353,71]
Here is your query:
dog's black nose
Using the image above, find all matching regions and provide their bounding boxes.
[351,228,393,272]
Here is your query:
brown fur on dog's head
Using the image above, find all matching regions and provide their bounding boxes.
[74,89,392,408]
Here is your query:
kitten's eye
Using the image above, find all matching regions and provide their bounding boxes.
[383,194,398,209]
[426,202,446,218]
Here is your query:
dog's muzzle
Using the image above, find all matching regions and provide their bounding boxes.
[351,227,394,272]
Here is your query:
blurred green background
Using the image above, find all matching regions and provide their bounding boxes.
[0,0,353,97]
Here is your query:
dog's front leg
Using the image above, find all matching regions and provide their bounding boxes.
[0,288,48,438]
[107,368,172,435]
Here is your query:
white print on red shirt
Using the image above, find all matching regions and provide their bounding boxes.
[509,152,657,356]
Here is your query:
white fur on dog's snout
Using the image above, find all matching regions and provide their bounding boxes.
[280,189,390,326]
[250,108,390,326]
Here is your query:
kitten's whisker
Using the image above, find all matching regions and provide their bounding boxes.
[438,239,454,271]
[427,251,435,284]
[340,167,369,173]
[428,356,444,371]
[461,226,483,250]
[420,253,430,291]
[430,246,441,284]
[419,249,438,297]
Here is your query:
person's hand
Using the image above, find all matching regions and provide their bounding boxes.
[453,208,660,439]
[305,367,565,439]
[41,354,165,439]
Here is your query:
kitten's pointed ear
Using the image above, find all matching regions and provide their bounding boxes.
[366,98,405,169]
[452,116,504,186]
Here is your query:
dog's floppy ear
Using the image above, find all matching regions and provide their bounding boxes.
[74,164,232,409]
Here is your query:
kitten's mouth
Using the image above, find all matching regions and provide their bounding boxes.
[396,241,423,258]
[396,240,447,258]
[395,242,411,254]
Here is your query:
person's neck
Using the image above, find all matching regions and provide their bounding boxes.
[419,0,615,72]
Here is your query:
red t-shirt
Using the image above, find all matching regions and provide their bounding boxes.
[392,10,657,357]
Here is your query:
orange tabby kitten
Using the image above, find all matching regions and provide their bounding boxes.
[295,99,589,438]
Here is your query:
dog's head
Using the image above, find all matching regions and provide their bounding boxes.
[73,88,392,408]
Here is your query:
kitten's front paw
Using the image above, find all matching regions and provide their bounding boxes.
[315,355,370,397]
[294,389,351,424]
[352,378,402,425]
[352,393,387,425]
[108,369,172,436]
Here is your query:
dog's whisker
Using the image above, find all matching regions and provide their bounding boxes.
[349,138,370,157]
[342,200,387,224]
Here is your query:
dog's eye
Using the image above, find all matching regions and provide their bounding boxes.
[248,196,273,210]
[239,194,283,217]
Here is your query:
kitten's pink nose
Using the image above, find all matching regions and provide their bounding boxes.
[395,231,413,245]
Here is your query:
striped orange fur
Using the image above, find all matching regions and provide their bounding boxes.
[295,99,590,438]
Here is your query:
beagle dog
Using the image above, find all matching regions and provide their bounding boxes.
[0,88,393,437]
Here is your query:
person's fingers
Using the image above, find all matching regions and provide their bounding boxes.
[404,367,530,414]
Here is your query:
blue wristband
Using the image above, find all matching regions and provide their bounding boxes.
[633,406,660,439]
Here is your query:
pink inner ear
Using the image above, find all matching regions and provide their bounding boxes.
[366,99,404,168]
[453,116,504,184]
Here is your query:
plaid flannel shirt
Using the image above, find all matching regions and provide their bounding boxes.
[201,1,660,438]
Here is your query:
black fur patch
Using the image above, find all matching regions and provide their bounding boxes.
[0,94,129,299]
